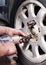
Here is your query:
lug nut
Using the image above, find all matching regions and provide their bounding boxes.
[27,20,36,27]
[38,28,40,32]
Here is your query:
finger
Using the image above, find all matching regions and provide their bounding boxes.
[4,41,17,55]
[0,43,9,56]
[7,31,13,36]
[14,29,28,37]
[2,49,9,56]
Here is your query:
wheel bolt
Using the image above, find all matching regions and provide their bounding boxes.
[38,28,40,32]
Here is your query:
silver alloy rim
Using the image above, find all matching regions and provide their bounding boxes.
[14,0,46,63]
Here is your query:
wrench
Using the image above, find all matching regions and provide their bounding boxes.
[0,34,32,44]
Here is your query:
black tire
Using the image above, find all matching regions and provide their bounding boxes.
[16,45,46,65]
[10,0,25,27]
[0,21,9,26]
[38,0,46,7]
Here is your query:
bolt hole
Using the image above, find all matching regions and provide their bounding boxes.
[22,6,28,17]
[43,15,46,26]
[34,6,41,15]
[22,22,24,28]
[25,10,28,17]
[44,35,46,41]
[38,28,40,32]
[38,46,45,55]
[28,45,32,51]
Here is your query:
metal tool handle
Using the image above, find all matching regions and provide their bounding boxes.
[0,34,32,44]
[0,35,23,44]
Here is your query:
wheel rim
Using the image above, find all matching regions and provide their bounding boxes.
[14,0,46,63]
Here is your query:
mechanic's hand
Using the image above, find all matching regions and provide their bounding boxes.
[0,26,27,37]
[6,27,27,37]
[0,26,27,56]
[0,41,17,56]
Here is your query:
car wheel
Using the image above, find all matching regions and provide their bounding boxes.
[14,0,46,65]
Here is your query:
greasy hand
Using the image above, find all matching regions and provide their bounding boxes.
[0,26,27,56]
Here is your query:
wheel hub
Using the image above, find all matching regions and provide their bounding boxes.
[27,20,40,42]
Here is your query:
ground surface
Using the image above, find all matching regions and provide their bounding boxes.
[0,57,20,65]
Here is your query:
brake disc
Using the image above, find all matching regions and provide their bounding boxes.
[14,0,46,63]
